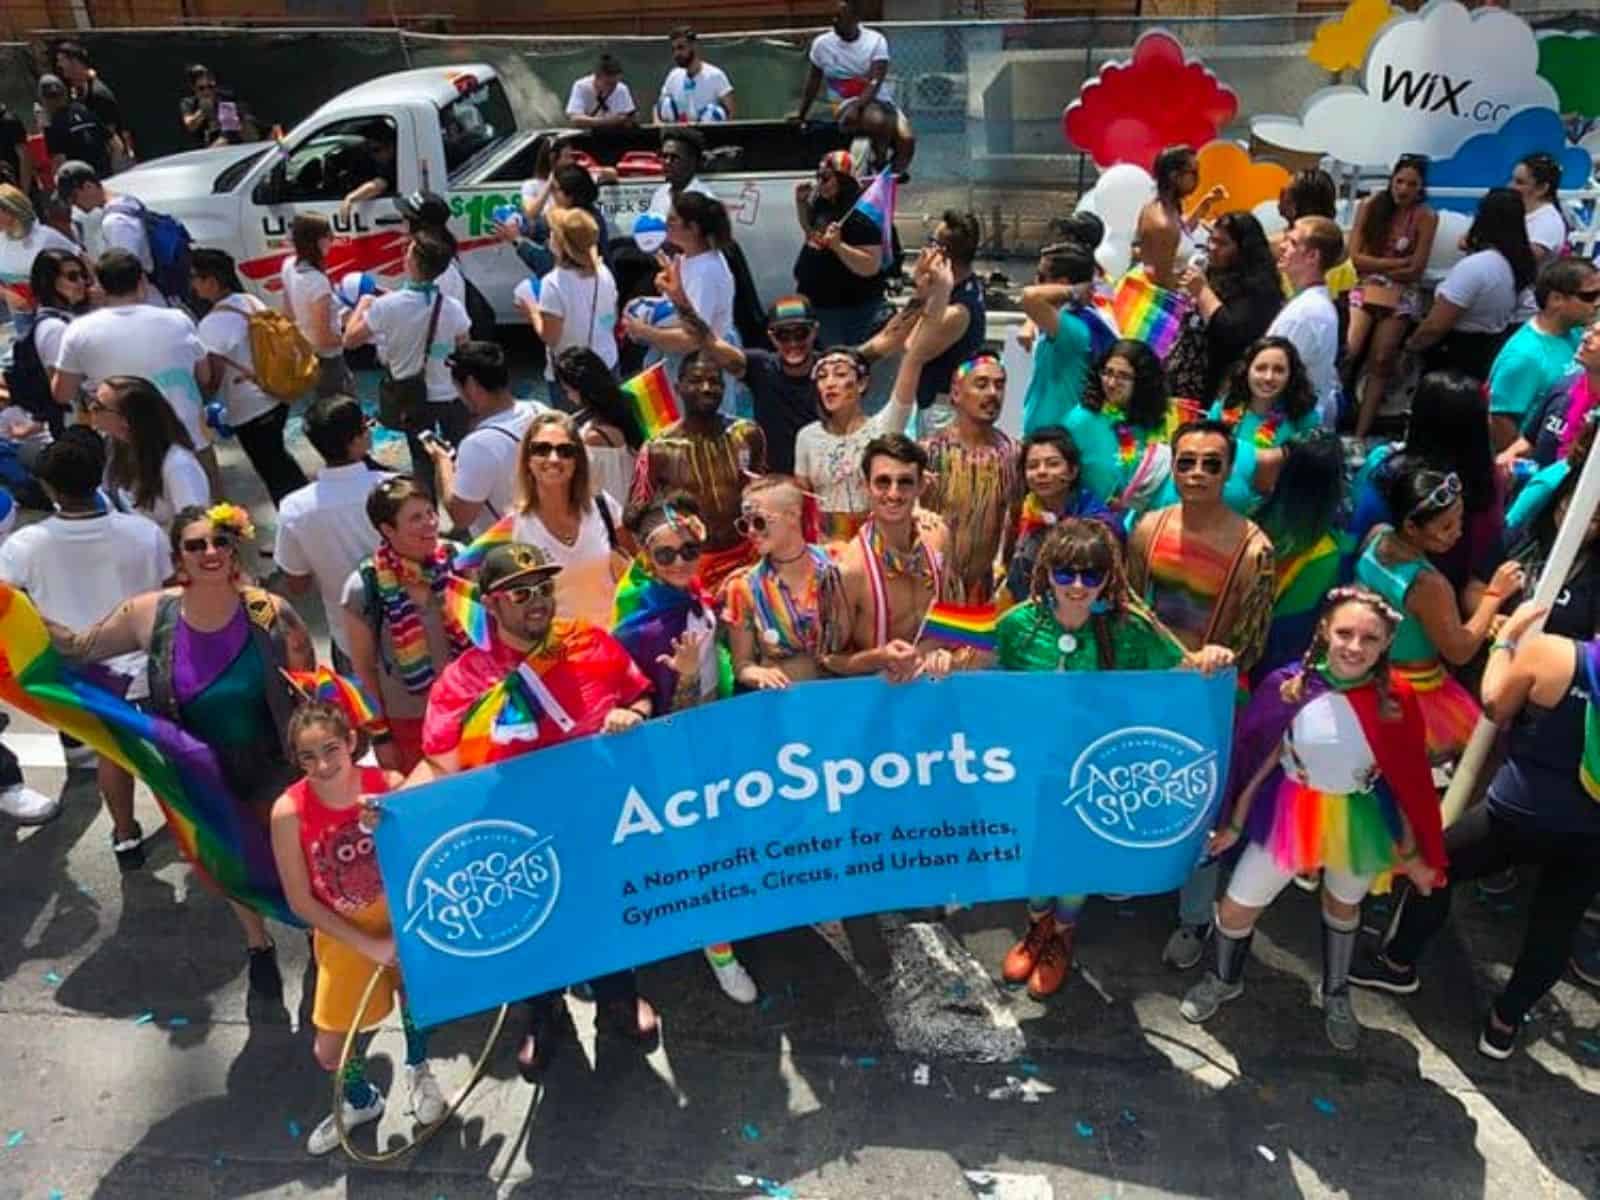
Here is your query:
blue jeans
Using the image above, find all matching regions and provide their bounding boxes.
[814,298,889,352]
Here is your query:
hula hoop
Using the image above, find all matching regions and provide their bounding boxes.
[333,963,508,1164]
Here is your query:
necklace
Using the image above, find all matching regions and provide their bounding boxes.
[771,547,809,565]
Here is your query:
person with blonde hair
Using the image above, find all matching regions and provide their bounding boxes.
[524,206,618,405]
[0,182,78,312]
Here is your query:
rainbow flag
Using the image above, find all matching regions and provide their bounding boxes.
[283,666,379,729]
[921,601,1000,652]
[1111,271,1189,361]
[851,167,898,260]
[621,361,680,442]
[453,512,515,573]
[443,574,491,650]
[0,586,299,925]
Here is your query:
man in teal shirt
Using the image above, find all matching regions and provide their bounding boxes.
[1019,242,1102,434]
[1487,257,1597,452]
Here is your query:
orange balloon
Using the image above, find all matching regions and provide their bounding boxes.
[1193,141,1292,216]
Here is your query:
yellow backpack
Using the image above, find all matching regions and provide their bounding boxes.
[215,298,319,401]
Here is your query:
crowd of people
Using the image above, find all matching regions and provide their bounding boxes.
[0,4,1598,1155]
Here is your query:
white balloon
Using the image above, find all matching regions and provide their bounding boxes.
[1252,202,1287,237]
[1096,234,1133,278]
[1090,164,1157,237]
[1074,188,1098,216]
[1427,210,1473,276]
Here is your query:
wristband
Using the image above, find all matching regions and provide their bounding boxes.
[1226,819,1244,835]
[1482,590,1503,600]
[1490,640,1517,654]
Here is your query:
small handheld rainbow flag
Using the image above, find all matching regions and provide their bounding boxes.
[443,574,492,650]
[453,512,515,573]
[850,167,898,260]
[920,601,1000,652]
[1111,271,1189,361]
[621,361,680,442]
[283,666,379,729]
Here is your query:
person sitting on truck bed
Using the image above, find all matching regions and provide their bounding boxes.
[655,25,735,124]
[566,54,638,131]
[333,121,398,222]
[851,99,915,183]
[795,1,894,130]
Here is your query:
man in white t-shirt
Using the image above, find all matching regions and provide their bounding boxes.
[1269,216,1344,427]
[566,54,637,129]
[0,429,172,846]
[795,1,893,127]
[56,160,170,307]
[427,341,543,537]
[343,229,470,499]
[50,247,218,487]
[655,26,735,123]
[273,395,393,667]
[646,127,719,217]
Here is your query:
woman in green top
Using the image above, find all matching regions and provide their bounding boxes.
[989,518,1234,999]
[1354,465,1524,762]
[1206,337,1320,516]
[1065,340,1181,512]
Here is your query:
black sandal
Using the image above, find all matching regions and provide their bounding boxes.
[517,999,565,1080]
[111,822,145,873]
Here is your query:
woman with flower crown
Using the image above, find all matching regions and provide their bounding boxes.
[45,501,315,1010]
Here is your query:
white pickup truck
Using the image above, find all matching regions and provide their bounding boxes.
[101,64,853,322]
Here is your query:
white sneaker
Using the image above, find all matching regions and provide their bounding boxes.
[0,784,61,825]
[406,1061,447,1125]
[62,743,97,771]
[306,1088,384,1156]
[706,951,759,1004]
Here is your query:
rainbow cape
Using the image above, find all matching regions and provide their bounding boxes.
[283,665,379,729]
[453,512,516,573]
[0,586,299,925]
[850,167,899,260]
[921,601,999,652]
[621,361,681,442]
[610,557,734,698]
[1111,271,1189,360]
[1579,639,1600,804]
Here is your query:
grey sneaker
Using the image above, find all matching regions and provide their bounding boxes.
[1322,988,1361,1051]
[1179,972,1243,1022]
[1163,922,1212,970]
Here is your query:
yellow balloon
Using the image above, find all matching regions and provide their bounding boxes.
[1307,0,1396,74]
[1193,142,1292,216]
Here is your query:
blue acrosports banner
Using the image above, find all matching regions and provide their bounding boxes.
[373,670,1235,1028]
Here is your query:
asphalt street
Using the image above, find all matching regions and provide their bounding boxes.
[1,382,1598,1200]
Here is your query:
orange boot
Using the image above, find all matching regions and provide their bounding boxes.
[1028,921,1076,999]
[1002,914,1056,986]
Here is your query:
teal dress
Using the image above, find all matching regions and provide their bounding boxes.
[1354,533,1438,663]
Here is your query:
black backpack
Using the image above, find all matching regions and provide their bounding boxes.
[3,308,69,438]
[58,101,111,176]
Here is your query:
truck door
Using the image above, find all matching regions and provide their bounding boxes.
[235,109,422,304]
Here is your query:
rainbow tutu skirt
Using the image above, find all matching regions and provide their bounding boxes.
[1392,660,1478,763]
[1247,768,1404,876]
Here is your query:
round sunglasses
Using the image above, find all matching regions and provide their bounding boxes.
[1050,565,1106,589]
[650,541,703,567]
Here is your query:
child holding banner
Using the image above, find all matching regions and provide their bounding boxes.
[268,697,448,1154]
[989,518,1232,998]
[1181,587,1445,1051]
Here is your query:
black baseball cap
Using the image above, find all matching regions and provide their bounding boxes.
[480,543,563,594]
[395,190,452,228]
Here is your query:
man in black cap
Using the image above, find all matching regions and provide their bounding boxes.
[39,76,110,177]
[394,188,495,339]
[419,541,659,1074]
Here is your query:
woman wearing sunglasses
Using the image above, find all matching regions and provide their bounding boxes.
[997,425,1116,607]
[1182,587,1445,1050]
[92,375,212,532]
[1127,419,1275,969]
[1354,465,1524,762]
[988,518,1229,998]
[47,502,314,1007]
[1065,339,1185,511]
[505,411,631,627]
[15,247,95,437]
[611,491,760,1005]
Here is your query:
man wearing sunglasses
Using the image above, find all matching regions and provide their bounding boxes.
[1128,419,1273,971]
[418,541,658,1072]
[1487,257,1600,455]
[627,351,768,593]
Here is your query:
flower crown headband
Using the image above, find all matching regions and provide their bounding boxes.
[205,502,255,542]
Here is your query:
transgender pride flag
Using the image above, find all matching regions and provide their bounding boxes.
[850,168,898,260]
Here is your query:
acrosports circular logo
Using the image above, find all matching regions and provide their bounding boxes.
[401,820,560,958]
[1064,726,1219,848]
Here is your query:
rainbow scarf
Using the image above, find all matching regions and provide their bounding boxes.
[0,586,299,924]
[621,361,681,442]
[611,558,734,698]
[453,513,516,573]
[371,539,467,692]
[1111,271,1189,360]
[744,546,840,660]
[1579,639,1600,803]
[1014,493,1055,545]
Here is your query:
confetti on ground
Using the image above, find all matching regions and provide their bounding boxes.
[42,972,61,985]
[1074,1120,1094,1138]
[287,1120,301,1140]
[1312,1097,1337,1115]
[913,1063,931,1087]
[168,1017,190,1028]
[212,1154,224,1167]
[1017,1058,1039,1076]
[1120,1108,1137,1124]
[857,1056,878,1068]
[740,1123,761,1142]
[734,1175,794,1199]
[947,981,970,1000]
[5,1130,22,1148]
[1578,1038,1600,1055]
[49,1190,63,1200]
[758,996,775,1013]
[1257,1145,1277,1163]
[132,1012,154,1026]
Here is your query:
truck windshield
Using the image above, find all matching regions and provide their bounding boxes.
[441,77,517,178]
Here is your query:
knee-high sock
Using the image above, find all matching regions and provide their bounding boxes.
[340,1053,378,1107]
[705,943,736,967]
[401,1003,429,1067]
[1213,922,1254,985]
[1321,910,1360,997]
